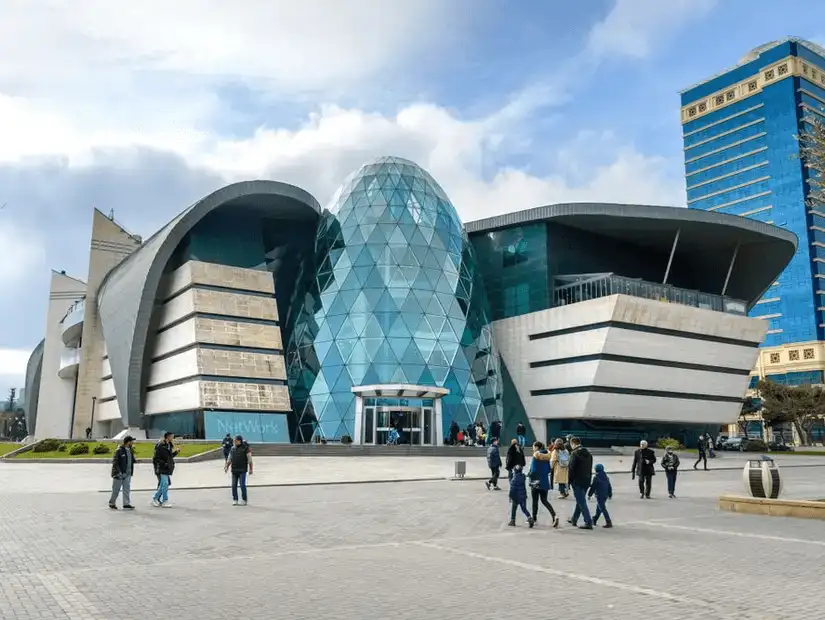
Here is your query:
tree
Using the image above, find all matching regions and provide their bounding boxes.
[3,387,14,412]
[739,396,761,436]
[756,379,825,445]
[799,107,825,210]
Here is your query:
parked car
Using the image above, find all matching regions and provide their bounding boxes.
[721,437,745,451]
[715,435,729,449]
[768,441,794,452]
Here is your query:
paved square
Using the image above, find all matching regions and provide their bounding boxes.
[0,462,823,619]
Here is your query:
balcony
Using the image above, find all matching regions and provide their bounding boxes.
[61,299,85,346]
[553,273,748,316]
[58,348,81,379]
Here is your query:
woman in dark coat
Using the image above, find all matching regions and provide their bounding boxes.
[505,439,526,480]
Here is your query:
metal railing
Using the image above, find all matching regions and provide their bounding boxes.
[553,273,747,316]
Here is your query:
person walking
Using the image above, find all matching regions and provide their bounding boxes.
[529,441,560,528]
[662,445,681,498]
[151,432,177,507]
[515,422,526,447]
[567,437,594,530]
[224,435,253,505]
[485,437,502,491]
[587,463,613,528]
[507,465,534,527]
[505,438,525,481]
[221,433,233,460]
[632,440,657,499]
[694,435,708,471]
[449,420,460,446]
[550,438,569,498]
[109,435,136,511]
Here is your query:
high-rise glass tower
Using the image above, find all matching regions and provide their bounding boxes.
[681,38,825,365]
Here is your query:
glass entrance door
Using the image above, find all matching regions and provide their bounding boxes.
[369,406,424,445]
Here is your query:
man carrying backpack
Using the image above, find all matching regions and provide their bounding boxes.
[224,435,254,506]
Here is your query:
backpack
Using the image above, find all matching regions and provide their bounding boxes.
[558,450,570,468]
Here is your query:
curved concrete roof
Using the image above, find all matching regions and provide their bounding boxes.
[24,339,44,434]
[465,202,797,308]
[97,181,321,427]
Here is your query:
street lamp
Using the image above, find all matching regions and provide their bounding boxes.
[90,396,97,438]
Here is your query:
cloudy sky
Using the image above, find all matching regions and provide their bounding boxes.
[0,0,822,397]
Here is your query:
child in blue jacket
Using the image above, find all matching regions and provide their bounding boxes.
[587,463,613,528]
[507,465,535,528]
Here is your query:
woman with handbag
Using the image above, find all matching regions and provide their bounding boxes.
[550,438,570,499]
[528,442,560,528]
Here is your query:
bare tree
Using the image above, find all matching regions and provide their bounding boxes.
[799,107,825,210]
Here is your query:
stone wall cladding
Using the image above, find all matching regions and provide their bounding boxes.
[192,288,279,321]
[199,381,291,411]
[190,261,275,295]
[195,317,283,350]
[197,348,286,380]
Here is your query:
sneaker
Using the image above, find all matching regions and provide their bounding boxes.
[668,494,673,499]
[232,500,239,506]
[603,523,613,529]
[507,520,516,527]
[161,502,172,508]
[579,524,594,530]
[553,516,560,529]
[151,500,161,507]
[485,481,491,491]
[108,504,118,510]
[528,517,535,529]
[122,505,135,511]
[241,500,248,506]
[566,518,575,527]
[639,494,644,499]
[493,486,501,491]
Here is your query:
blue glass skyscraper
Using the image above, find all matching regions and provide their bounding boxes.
[681,38,825,362]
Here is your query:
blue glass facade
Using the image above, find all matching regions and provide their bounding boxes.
[287,157,502,442]
[682,39,825,347]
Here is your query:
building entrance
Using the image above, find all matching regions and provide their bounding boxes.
[363,406,435,445]
[351,384,449,446]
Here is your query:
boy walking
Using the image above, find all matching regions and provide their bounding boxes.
[224,435,253,505]
[588,463,613,528]
[485,437,502,491]
[507,465,534,528]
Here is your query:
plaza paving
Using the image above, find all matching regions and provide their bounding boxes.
[0,462,823,619]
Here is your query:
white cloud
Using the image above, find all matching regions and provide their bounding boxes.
[0,348,29,381]
[587,0,718,59]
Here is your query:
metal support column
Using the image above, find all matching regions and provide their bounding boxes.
[721,242,740,296]
[663,228,681,284]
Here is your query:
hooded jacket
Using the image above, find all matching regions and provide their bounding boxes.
[505,443,526,471]
[588,464,612,500]
[486,443,502,469]
[509,468,528,503]
[529,449,552,490]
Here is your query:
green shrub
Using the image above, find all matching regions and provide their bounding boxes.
[68,443,90,455]
[92,444,110,455]
[744,439,768,452]
[57,444,66,452]
[33,439,61,453]
[656,437,684,450]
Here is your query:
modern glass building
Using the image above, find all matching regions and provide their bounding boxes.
[680,37,825,387]
[24,158,796,447]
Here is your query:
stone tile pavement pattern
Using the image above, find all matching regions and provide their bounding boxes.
[0,464,823,619]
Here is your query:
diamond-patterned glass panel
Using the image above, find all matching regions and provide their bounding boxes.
[288,156,502,441]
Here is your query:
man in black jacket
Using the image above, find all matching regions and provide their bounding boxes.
[224,435,254,505]
[566,437,594,530]
[151,432,177,507]
[632,440,657,499]
[109,436,136,510]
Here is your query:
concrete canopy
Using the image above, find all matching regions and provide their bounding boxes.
[97,181,321,428]
[465,202,798,310]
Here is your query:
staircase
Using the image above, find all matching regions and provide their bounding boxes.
[198,444,621,459]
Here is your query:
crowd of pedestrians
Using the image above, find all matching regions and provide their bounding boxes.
[488,435,702,529]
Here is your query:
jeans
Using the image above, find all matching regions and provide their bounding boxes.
[694,453,708,470]
[592,496,611,525]
[638,473,652,498]
[570,484,593,526]
[666,469,678,495]
[510,498,530,522]
[517,435,526,447]
[488,467,500,487]
[109,475,131,507]
[152,474,170,504]
[557,482,567,496]
[531,487,556,519]
[232,472,248,502]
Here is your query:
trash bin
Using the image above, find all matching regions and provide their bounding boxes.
[454,460,466,479]
[742,455,781,499]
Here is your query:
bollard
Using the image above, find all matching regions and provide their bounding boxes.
[742,455,782,499]
[454,460,466,479]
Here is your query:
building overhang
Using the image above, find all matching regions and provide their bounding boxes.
[351,384,450,399]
